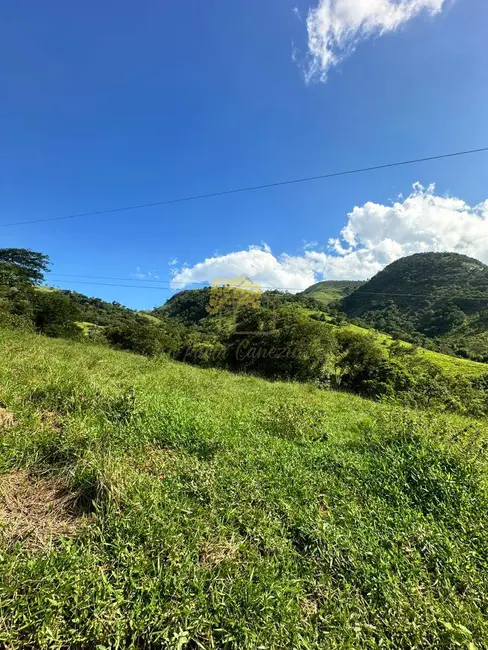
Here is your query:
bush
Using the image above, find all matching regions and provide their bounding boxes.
[105,321,182,357]
[334,330,392,394]
[228,307,336,382]
[178,331,227,367]
[32,292,81,337]
[0,307,34,332]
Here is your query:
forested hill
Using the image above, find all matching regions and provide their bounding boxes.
[152,287,326,325]
[340,252,488,360]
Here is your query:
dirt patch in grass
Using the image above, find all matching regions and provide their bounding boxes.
[300,597,319,618]
[0,470,84,549]
[199,537,241,568]
[135,445,184,480]
[0,408,16,428]
[39,410,63,431]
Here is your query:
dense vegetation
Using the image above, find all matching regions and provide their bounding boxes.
[156,286,327,325]
[340,252,488,362]
[1,248,488,418]
[1,328,488,649]
[0,249,488,416]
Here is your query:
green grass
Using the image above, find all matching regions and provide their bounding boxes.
[341,324,488,377]
[302,281,364,307]
[1,328,488,649]
[35,285,57,293]
[304,288,345,305]
[74,320,100,334]
[138,312,165,324]
[417,347,488,376]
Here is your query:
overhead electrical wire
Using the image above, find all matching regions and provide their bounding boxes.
[48,277,488,301]
[49,272,309,291]
[1,146,488,228]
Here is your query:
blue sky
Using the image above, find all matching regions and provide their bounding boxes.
[1,0,487,309]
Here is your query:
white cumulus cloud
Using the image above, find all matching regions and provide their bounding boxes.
[170,184,488,292]
[301,0,447,82]
[171,246,317,292]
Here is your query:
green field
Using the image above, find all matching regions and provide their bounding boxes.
[1,328,488,648]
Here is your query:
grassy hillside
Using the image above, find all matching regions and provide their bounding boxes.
[1,328,488,648]
[342,323,488,377]
[301,280,364,306]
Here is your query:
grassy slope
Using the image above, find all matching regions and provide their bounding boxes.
[35,285,56,293]
[301,281,364,307]
[1,329,488,649]
[74,321,98,334]
[342,323,488,377]
[303,287,344,305]
[139,312,165,324]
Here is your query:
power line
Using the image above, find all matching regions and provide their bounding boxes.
[48,272,307,291]
[48,273,488,296]
[344,290,488,299]
[2,146,488,228]
[50,279,176,292]
[48,278,488,301]
[50,273,184,284]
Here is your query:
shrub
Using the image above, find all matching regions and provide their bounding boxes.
[228,307,336,381]
[32,292,81,337]
[105,321,181,357]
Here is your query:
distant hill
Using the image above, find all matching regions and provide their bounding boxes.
[152,287,327,325]
[152,288,212,325]
[301,280,365,306]
[340,252,488,361]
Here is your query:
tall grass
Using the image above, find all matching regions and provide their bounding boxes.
[0,328,487,649]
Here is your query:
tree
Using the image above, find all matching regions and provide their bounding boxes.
[228,306,335,381]
[334,330,397,396]
[0,248,50,287]
[33,291,81,338]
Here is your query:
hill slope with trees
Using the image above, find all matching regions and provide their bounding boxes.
[340,252,488,361]
[1,247,488,416]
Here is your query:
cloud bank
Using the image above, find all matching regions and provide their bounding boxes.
[171,184,488,292]
[171,244,317,292]
[301,0,447,82]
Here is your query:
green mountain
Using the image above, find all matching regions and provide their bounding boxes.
[152,287,327,325]
[301,280,364,305]
[340,252,488,361]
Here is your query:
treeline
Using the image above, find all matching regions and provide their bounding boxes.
[1,248,488,418]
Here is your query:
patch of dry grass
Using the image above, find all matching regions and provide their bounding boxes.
[0,408,16,428]
[199,536,241,569]
[0,470,83,549]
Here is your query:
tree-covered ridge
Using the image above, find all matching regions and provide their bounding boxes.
[340,252,488,361]
[153,286,327,325]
